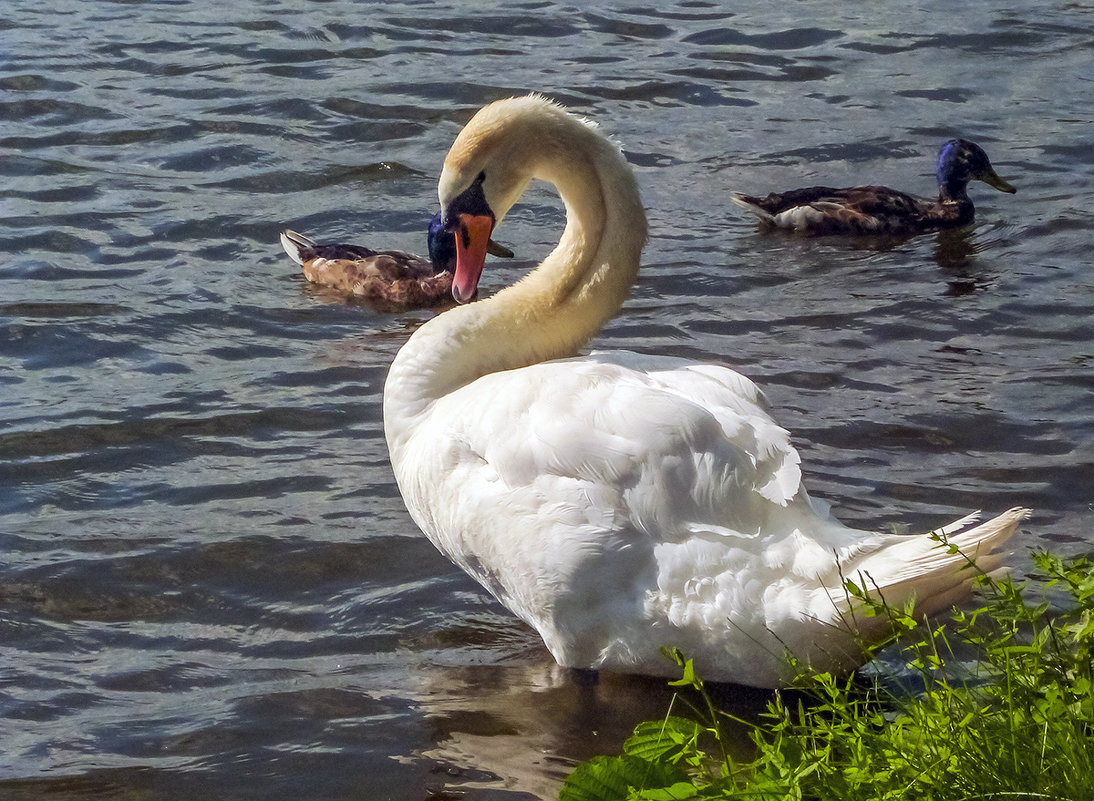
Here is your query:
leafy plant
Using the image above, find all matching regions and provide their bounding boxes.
[561,550,1094,800]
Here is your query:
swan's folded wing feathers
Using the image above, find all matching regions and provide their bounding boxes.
[443,355,807,545]
[643,362,802,506]
[587,352,799,503]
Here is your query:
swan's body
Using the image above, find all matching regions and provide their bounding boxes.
[280,214,512,308]
[733,139,1016,236]
[383,96,1029,687]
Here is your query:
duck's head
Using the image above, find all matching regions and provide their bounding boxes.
[936,139,1016,199]
[426,210,514,277]
[426,212,454,274]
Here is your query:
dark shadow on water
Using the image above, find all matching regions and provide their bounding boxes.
[932,227,1002,295]
[403,657,778,799]
[739,221,1003,293]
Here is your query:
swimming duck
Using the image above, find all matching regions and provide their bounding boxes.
[280,213,513,307]
[382,96,1030,688]
[732,139,1016,235]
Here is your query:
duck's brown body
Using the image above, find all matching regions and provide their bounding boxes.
[733,139,1016,236]
[734,184,973,235]
[280,230,455,308]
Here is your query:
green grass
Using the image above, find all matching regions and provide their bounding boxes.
[561,550,1094,800]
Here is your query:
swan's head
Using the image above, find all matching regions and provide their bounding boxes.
[438,169,499,303]
[936,139,1016,198]
[437,95,589,303]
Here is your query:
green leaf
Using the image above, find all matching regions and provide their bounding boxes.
[625,717,705,763]
[634,781,701,800]
[668,657,700,689]
[560,756,689,801]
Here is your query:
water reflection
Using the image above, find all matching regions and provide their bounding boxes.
[410,659,774,798]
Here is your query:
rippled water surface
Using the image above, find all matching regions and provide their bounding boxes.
[2,1,1092,798]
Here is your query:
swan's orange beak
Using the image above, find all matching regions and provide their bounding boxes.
[451,213,495,304]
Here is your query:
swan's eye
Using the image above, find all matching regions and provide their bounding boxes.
[443,170,494,230]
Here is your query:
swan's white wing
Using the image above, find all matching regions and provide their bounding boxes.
[432,352,806,538]
[395,351,860,672]
[394,351,1026,683]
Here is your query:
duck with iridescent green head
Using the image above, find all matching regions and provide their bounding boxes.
[732,139,1016,236]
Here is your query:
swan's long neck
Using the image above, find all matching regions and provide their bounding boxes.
[384,127,647,446]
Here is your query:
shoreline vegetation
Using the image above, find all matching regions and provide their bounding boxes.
[562,548,1094,800]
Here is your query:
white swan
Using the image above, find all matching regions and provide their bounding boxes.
[383,95,1030,688]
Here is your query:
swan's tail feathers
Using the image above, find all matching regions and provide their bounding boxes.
[834,507,1032,631]
[280,229,317,266]
[731,192,775,223]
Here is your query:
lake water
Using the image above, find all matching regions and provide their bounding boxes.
[2,1,1092,798]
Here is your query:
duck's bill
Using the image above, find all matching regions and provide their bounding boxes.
[983,170,1017,194]
[452,212,495,304]
[486,239,514,258]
